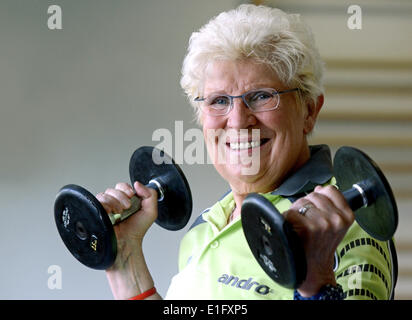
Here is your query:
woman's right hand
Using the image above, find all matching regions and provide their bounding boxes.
[96,181,159,299]
[96,181,158,247]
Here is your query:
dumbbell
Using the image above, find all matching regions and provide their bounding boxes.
[54,146,192,270]
[241,146,398,289]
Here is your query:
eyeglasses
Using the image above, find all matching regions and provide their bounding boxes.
[194,88,299,116]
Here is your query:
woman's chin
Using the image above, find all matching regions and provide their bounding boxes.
[219,164,266,188]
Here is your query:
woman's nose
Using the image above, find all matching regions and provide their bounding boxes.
[226,98,257,129]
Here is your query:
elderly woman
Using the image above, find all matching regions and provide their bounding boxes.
[99,4,396,300]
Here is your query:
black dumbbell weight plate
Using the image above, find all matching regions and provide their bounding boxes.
[129,146,192,231]
[54,184,116,269]
[241,193,306,288]
[334,147,398,241]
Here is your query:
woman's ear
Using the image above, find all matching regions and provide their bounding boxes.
[303,94,324,135]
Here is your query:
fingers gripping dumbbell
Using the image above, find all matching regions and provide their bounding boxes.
[54,146,192,270]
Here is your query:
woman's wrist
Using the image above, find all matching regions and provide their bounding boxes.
[105,243,155,300]
[295,284,344,300]
[297,270,336,297]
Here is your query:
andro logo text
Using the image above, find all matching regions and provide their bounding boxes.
[218,274,271,295]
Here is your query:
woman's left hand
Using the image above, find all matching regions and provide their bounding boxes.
[283,185,355,297]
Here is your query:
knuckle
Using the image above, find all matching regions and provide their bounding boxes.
[304,192,316,201]
[105,187,115,194]
[106,188,126,199]
[331,211,354,232]
[116,182,131,190]
[317,216,331,231]
[305,192,321,203]
[344,213,355,227]
[290,199,304,210]
[330,214,345,230]
[305,222,317,236]
[115,182,126,189]
[324,185,337,192]
[292,197,312,209]
[95,192,105,201]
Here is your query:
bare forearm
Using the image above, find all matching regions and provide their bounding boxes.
[105,244,162,300]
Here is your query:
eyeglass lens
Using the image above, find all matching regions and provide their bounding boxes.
[201,89,279,115]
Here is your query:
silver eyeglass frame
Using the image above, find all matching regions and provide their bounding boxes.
[194,87,299,116]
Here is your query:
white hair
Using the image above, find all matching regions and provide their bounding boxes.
[180,4,324,122]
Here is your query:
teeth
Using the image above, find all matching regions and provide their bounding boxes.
[230,140,261,150]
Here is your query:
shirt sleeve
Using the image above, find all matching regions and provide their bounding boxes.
[334,221,396,300]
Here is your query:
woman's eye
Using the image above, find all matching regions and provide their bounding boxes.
[252,91,272,101]
[210,97,229,107]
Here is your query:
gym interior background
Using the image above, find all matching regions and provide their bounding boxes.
[0,0,411,299]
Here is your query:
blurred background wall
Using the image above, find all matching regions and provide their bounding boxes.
[0,0,410,299]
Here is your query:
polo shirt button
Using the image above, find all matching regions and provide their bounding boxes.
[210,241,219,249]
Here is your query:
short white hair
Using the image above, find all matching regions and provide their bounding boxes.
[180,4,324,122]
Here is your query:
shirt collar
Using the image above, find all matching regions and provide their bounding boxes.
[271,144,333,196]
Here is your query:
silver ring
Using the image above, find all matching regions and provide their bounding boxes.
[298,203,314,216]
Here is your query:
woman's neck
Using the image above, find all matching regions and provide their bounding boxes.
[229,144,311,222]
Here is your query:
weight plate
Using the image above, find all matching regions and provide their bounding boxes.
[129,146,192,231]
[334,146,398,241]
[54,184,117,269]
[241,193,306,289]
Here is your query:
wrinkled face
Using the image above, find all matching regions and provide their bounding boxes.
[200,59,316,195]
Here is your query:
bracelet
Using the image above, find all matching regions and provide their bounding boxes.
[294,284,344,300]
[128,287,157,300]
